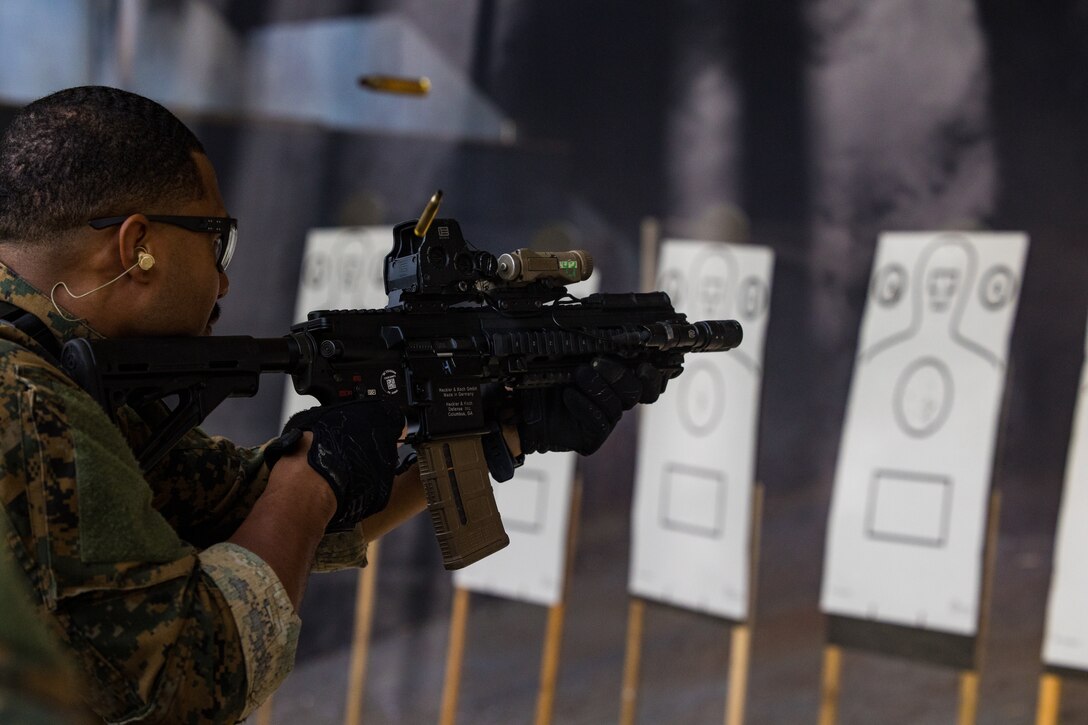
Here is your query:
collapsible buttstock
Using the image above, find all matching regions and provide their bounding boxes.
[416,437,509,569]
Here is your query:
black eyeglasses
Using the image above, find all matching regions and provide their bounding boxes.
[88,215,238,271]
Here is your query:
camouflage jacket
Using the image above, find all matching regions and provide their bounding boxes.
[0,262,366,723]
[0,513,97,723]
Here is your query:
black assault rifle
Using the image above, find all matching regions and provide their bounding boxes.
[60,192,742,569]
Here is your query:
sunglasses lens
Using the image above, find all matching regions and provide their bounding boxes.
[217,223,237,270]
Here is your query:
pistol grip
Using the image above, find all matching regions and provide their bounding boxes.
[416,437,509,570]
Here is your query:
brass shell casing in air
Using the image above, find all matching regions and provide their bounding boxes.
[414,190,444,238]
[358,75,432,95]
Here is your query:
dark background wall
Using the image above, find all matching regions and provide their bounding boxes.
[1,0,1086,669]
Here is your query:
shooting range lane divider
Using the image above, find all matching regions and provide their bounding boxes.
[621,219,771,725]
[1035,314,1088,725]
[817,231,1027,725]
[439,476,584,725]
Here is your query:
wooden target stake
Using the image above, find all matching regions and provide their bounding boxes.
[639,217,661,298]
[1034,672,1062,725]
[619,598,647,725]
[439,586,471,725]
[725,483,765,725]
[344,540,382,725]
[956,491,1002,725]
[817,645,843,725]
[534,476,583,725]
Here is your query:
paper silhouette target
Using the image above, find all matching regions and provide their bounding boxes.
[866,470,952,547]
[677,362,727,437]
[893,357,954,438]
[872,263,908,307]
[979,265,1017,310]
[1043,318,1088,671]
[452,274,600,607]
[691,246,739,319]
[821,231,1028,636]
[660,464,727,539]
[657,268,687,311]
[631,240,774,621]
[738,276,770,320]
[496,468,548,535]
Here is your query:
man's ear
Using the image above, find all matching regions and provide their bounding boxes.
[116,214,152,280]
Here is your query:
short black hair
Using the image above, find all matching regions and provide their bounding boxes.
[0,86,207,245]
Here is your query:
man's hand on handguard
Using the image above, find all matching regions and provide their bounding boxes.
[515,357,666,456]
[265,400,404,532]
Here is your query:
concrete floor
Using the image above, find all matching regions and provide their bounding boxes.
[254,485,1088,724]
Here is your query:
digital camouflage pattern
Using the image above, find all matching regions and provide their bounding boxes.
[199,542,301,715]
[0,512,96,723]
[0,262,367,722]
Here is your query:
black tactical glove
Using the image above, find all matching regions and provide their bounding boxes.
[265,400,404,532]
[515,357,666,456]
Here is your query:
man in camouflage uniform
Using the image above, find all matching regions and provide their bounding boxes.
[0,86,425,722]
[0,86,655,723]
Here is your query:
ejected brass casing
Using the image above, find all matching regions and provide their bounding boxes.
[414,190,444,238]
[358,75,432,95]
[496,249,594,284]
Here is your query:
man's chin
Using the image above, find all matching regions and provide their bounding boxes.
[203,307,221,336]
[203,304,222,336]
